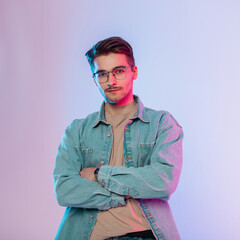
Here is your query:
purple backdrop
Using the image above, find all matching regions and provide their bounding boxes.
[0,0,240,239]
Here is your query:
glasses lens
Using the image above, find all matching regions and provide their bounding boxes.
[113,68,126,80]
[96,72,108,83]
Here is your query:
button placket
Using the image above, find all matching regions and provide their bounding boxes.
[123,121,133,168]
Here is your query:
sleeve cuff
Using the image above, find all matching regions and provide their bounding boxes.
[97,165,113,189]
[110,192,126,208]
[98,166,126,208]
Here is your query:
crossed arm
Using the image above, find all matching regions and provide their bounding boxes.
[53,128,126,210]
[53,115,183,210]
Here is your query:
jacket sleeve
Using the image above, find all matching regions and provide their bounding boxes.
[53,125,126,210]
[97,113,183,201]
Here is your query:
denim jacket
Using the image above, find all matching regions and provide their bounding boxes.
[53,96,183,240]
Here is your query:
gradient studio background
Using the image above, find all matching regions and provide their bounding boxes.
[1,0,240,239]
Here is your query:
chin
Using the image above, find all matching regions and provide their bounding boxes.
[102,95,118,104]
[104,94,123,104]
[106,98,120,104]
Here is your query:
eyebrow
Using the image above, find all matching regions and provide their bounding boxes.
[95,65,126,74]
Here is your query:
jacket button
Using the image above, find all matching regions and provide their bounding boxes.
[89,214,93,219]
[100,161,104,165]
[106,132,111,137]
[101,180,105,187]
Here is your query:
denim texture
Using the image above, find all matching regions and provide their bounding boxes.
[53,96,183,240]
[107,237,155,240]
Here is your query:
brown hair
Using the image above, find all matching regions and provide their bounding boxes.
[85,36,135,70]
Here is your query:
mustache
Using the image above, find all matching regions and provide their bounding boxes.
[105,87,122,92]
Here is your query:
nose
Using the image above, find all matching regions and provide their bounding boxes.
[107,72,117,86]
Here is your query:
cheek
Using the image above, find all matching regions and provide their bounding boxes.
[99,87,105,94]
[125,80,133,90]
[97,82,105,90]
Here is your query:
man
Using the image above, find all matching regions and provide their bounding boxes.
[53,36,183,240]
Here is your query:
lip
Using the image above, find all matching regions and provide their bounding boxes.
[106,88,121,92]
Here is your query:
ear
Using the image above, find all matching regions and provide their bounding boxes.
[132,66,138,80]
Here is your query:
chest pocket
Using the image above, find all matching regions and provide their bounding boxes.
[138,142,155,167]
[76,146,94,168]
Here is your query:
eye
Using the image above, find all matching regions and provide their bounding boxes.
[114,68,125,74]
[98,72,107,78]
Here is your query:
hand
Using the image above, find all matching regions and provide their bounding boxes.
[80,167,97,182]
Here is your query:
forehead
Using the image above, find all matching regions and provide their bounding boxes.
[93,53,129,72]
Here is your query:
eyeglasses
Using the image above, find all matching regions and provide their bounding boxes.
[93,65,134,84]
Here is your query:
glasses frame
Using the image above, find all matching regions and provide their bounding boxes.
[93,65,134,84]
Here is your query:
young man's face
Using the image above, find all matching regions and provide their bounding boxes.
[92,53,138,106]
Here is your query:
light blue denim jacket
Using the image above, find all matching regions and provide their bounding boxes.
[53,96,183,240]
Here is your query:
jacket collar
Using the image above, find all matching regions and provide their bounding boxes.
[92,95,149,128]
